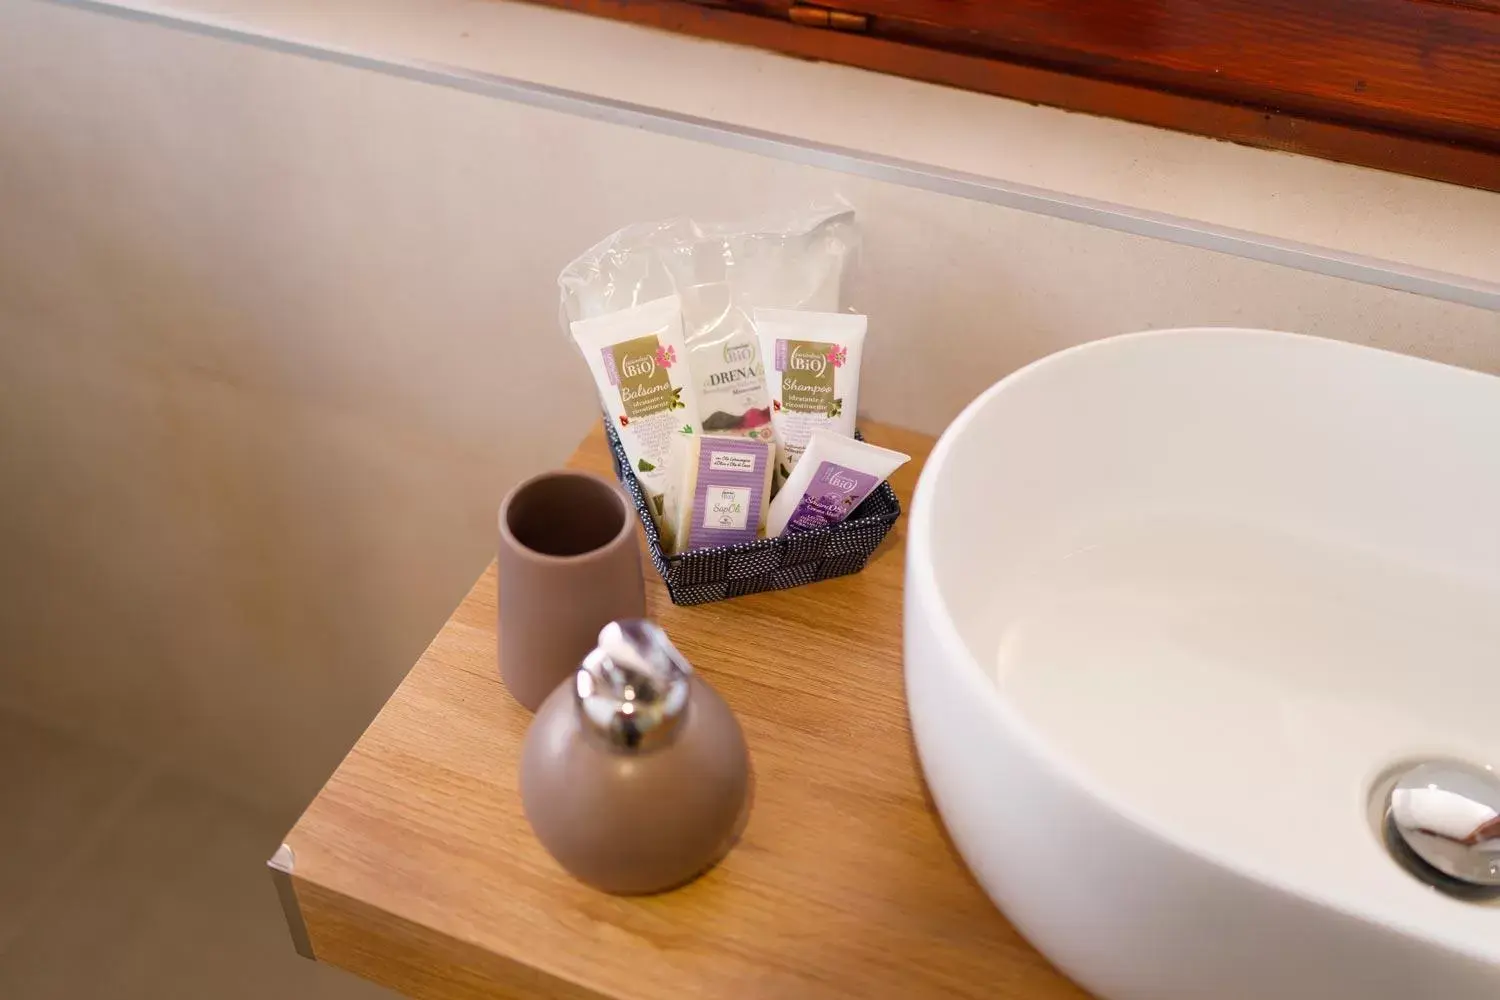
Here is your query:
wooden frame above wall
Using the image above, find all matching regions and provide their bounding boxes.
[519,0,1500,193]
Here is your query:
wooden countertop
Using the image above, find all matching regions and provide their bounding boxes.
[274,421,1088,1000]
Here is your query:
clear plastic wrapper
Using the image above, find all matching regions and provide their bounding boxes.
[559,204,859,440]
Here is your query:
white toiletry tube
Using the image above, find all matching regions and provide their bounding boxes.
[571,295,702,523]
[767,430,909,538]
[754,308,866,486]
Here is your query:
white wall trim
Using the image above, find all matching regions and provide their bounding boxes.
[52,0,1500,312]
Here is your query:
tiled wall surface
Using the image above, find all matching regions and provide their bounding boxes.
[0,708,393,998]
[2,0,1497,826]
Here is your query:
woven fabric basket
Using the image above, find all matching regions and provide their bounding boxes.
[605,423,901,605]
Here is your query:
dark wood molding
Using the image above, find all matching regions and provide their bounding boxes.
[517,0,1500,192]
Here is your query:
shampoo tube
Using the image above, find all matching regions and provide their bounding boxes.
[754,308,865,485]
[767,430,908,537]
[571,295,702,521]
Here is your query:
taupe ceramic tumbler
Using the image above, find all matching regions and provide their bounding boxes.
[497,470,646,712]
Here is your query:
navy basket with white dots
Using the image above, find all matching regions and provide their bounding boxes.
[605,423,902,605]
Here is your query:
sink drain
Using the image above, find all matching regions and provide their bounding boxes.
[1376,760,1500,901]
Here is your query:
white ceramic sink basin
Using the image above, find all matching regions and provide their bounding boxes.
[905,329,1500,1000]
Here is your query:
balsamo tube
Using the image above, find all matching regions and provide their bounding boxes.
[571,295,702,525]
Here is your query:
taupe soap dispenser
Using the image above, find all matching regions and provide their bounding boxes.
[520,619,752,895]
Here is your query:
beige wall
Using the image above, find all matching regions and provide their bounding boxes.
[2,0,1496,820]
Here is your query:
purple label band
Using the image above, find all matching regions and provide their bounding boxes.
[686,438,770,551]
[601,346,618,386]
[783,461,881,535]
[774,339,787,373]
